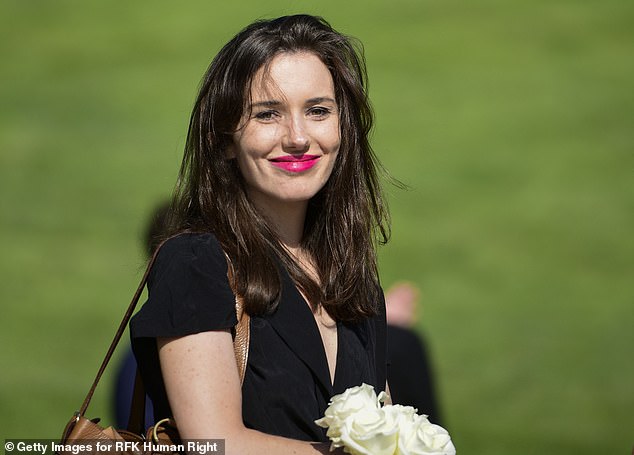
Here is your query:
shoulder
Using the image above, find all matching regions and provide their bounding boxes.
[155,232,225,263]
[131,232,238,339]
[150,232,228,282]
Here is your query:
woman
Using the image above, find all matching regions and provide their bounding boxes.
[130,14,390,454]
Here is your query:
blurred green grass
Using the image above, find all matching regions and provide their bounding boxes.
[1,1,632,453]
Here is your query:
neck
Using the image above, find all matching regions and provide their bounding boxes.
[248,193,320,292]
[249,193,308,251]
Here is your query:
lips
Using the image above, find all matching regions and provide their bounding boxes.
[269,154,321,172]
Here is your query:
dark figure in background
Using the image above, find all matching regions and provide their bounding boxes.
[385,283,443,426]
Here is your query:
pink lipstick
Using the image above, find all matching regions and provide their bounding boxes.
[269,154,320,173]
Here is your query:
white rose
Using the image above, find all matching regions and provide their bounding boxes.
[397,414,456,455]
[315,383,383,441]
[382,404,418,427]
[317,385,456,455]
[336,407,399,455]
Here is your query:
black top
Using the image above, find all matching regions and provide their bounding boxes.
[130,233,387,442]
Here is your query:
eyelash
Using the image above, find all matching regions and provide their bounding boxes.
[308,107,332,118]
[254,110,278,121]
[253,107,333,121]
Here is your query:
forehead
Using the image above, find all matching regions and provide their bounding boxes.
[249,51,335,101]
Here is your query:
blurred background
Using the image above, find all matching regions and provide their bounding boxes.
[1,1,632,453]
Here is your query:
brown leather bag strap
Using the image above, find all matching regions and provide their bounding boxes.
[79,236,251,421]
[232,295,250,383]
[126,302,250,433]
[126,273,250,433]
[78,241,165,417]
[226,253,250,385]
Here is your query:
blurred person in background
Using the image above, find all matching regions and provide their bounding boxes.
[385,282,443,425]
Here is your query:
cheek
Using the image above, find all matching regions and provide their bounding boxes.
[317,121,341,153]
[235,152,263,186]
[233,134,274,184]
[237,125,280,156]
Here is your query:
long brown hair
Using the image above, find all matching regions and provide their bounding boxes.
[168,14,389,322]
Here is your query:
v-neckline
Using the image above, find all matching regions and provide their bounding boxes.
[281,265,340,389]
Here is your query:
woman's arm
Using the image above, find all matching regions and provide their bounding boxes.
[158,330,337,455]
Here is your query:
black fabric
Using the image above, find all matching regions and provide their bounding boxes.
[386,325,442,426]
[130,233,387,442]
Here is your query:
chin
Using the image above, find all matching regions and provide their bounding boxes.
[273,182,326,202]
[247,180,328,209]
[278,192,321,203]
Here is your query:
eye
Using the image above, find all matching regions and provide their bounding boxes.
[307,106,333,119]
[254,110,279,122]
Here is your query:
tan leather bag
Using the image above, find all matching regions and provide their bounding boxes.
[59,240,250,454]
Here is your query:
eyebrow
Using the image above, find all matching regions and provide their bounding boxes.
[249,97,336,109]
[250,100,281,109]
[307,96,336,104]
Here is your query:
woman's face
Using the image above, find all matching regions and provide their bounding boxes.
[229,51,340,213]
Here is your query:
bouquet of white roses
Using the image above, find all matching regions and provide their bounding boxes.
[315,383,455,455]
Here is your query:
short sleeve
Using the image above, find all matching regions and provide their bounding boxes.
[130,233,238,340]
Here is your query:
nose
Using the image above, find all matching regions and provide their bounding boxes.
[282,115,310,152]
